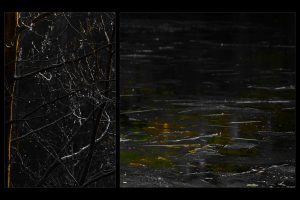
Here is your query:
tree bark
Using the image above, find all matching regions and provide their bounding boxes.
[4,12,19,188]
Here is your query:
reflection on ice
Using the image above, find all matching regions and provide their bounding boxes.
[120,15,295,188]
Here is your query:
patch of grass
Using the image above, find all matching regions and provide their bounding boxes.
[120,150,174,169]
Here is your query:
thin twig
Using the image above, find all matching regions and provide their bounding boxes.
[17,12,54,34]
[82,170,115,188]
[61,111,110,161]
[14,44,111,80]
[11,112,73,143]
[35,105,100,187]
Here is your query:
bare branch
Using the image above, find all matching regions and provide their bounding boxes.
[61,111,110,161]
[14,44,111,80]
[82,169,115,188]
[35,104,101,187]
[11,112,73,143]
[17,12,54,34]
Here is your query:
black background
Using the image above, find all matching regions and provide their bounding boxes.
[0,0,298,197]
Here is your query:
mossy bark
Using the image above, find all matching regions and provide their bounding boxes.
[4,12,19,188]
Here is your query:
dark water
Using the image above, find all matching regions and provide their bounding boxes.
[120,14,295,188]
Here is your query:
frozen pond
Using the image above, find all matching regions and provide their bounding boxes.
[120,14,295,188]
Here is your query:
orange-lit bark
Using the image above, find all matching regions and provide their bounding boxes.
[4,12,19,188]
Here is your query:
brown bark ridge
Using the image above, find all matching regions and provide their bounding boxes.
[4,12,19,188]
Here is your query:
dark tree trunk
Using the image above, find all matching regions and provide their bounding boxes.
[4,12,19,188]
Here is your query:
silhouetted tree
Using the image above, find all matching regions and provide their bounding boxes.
[5,12,116,188]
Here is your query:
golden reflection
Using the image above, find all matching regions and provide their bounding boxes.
[163,123,169,129]
[160,122,170,133]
